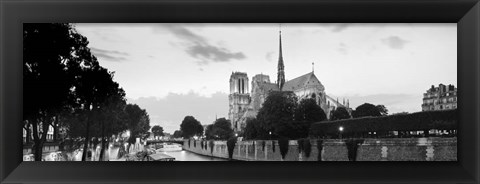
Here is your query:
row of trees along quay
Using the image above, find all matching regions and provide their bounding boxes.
[242,91,394,141]
[24,23,151,161]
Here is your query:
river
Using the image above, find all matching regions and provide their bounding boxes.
[159,150,228,161]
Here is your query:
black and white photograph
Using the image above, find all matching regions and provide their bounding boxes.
[23,23,457,162]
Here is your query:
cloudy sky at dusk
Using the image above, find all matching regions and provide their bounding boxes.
[75,23,457,133]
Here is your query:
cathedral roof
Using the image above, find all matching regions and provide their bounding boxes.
[257,82,280,92]
[326,95,343,106]
[282,72,316,91]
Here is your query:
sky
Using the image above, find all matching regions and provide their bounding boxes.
[74,23,457,133]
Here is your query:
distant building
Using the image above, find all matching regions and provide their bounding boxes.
[228,29,351,132]
[422,84,457,111]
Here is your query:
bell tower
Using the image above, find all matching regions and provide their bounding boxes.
[228,72,251,132]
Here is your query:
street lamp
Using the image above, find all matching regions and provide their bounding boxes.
[269,131,272,140]
[339,126,344,139]
[235,133,238,137]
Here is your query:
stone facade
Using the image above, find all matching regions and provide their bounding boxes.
[422,84,457,111]
[228,72,251,131]
[183,137,457,161]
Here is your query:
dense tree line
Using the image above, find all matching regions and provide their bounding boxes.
[243,91,389,140]
[179,116,203,139]
[205,118,234,140]
[24,23,150,161]
[151,125,165,138]
[244,91,327,140]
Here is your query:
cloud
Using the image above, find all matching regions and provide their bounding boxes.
[381,36,409,49]
[265,51,275,62]
[337,43,348,55]
[127,91,229,133]
[155,24,246,64]
[186,44,245,62]
[161,24,206,44]
[90,47,129,62]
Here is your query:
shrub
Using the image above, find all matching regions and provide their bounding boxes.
[200,140,204,149]
[193,140,196,148]
[316,139,323,161]
[117,147,126,159]
[345,139,364,161]
[209,140,215,154]
[304,139,312,158]
[310,109,457,138]
[278,138,289,160]
[297,139,304,154]
[261,140,266,152]
[227,137,237,159]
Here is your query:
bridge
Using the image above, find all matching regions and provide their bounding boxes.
[146,139,184,145]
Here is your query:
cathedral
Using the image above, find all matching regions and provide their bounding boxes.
[228,29,351,132]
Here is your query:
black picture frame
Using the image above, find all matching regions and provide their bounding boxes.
[1,0,479,183]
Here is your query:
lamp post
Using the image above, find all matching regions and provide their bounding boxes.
[339,126,344,139]
[269,131,272,140]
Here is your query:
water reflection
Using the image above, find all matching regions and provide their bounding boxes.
[160,150,228,161]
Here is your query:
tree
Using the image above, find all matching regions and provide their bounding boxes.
[376,105,389,116]
[205,118,234,140]
[76,64,124,161]
[151,125,165,138]
[352,103,382,118]
[243,118,258,140]
[172,130,183,138]
[124,104,151,152]
[295,98,327,122]
[330,107,351,120]
[204,124,214,139]
[180,116,203,139]
[244,118,269,140]
[256,91,298,138]
[23,23,96,160]
[95,87,128,161]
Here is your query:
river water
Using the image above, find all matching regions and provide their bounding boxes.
[159,150,228,161]
[24,144,228,161]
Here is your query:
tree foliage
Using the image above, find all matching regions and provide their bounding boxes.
[24,23,149,161]
[172,130,183,138]
[330,107,351,120]
[23,23,111,160]
[295,98,327,122]
[255,92,327,139]
[256,91,297,138]
[352,103,382,118]
[376,105,389,116]
[180,116,203,139]
[124,104,151,144]
[151,125,165,138]
[310,109,457,138]
[205,118,234,140]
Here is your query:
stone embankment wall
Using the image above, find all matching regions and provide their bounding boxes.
[183,137,456,161]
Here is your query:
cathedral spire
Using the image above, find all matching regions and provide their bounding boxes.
[277,24,285,90]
